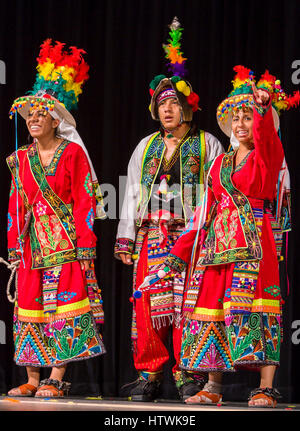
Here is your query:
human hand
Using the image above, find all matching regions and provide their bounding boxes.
[251,81,270,105]
[119,253,133,265]
[80,259,92,271]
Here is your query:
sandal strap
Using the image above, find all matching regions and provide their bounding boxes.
[38,378,71,393]
[18,383,37,395]
[195,390,222,404]
[248,387,281,401]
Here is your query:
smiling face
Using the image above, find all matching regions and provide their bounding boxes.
[231,107,254,145]
[157,97,182,131]
[26,108,59,140]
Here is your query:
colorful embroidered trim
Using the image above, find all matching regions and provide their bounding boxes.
[85,262,104,325]
[114,238,135,255]
[17,297,91,323]
[136,131,206,225]
[44,141,69,176]
[76,247,97,260]
[164,253,187,273]
[42,265,62,315]
[14,311,105,367]
[8,248,18,261]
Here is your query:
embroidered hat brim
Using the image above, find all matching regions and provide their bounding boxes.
[216,93,279,137]
[10,94,76,127]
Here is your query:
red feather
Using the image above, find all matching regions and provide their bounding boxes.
[286,90,300,109]
[51,41,66,66]
[37,38,53,64]
[233,65,252,81]
[260,69,276,84]
[74,61,89,83]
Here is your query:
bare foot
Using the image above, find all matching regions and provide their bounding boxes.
[248,397,269,407]
[35,388,56,398]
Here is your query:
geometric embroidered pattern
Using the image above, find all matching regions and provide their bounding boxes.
[13,312,105,367]
[180,312,280,373]
[180,320,234,372]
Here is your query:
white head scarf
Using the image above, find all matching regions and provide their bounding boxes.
[49,110,106,219]
[50,110,98,183]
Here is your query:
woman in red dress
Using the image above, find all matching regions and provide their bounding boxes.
[141,66,298,407]
[6,40,106,398]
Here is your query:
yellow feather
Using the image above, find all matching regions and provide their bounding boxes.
[37,61,55,80]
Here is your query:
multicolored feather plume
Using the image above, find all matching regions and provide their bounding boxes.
[30,38,89,111]
[163,16,187,78]
[257,70,300,113]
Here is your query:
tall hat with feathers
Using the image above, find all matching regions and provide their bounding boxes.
[9,39,106,219]
[149,17,200,122]
[217,65,300,136]
[9,39,89,126]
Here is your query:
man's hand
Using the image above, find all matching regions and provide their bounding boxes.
[119,253,133,265]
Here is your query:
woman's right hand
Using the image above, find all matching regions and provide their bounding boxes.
[119,253,133,265]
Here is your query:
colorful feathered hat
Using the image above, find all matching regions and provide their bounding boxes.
[217,65,300,136]
[149,17,200,122]
[9,39,89,126]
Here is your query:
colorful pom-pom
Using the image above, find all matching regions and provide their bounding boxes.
[133,290,142,299]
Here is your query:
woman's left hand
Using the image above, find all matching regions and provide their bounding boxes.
[251,81,270,105]
[80,259,92,271]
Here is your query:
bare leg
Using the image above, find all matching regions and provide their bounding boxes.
[185,372,223,404]
[35,365,67,397]
[8,366,40,396]
[248,365,276,406]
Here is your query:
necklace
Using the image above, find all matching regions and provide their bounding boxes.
[161,128,191,172]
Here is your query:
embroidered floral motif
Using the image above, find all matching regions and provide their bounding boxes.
[215,207,238,251]
[36,214,64,253]
[190,320,200,335]
[36,201,47,216]
[14,312,105,366]
[24,142,77,269]
[201,153,263,266]
[226,312,280,365]
[44,319,66,337]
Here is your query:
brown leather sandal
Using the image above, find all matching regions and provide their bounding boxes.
[248,387,281,408]
[7,383,38,397]
[35,378,71,398]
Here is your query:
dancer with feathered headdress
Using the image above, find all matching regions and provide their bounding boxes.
[5,39,106,398]
[114,17,224,402]
[148,66,299,407]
